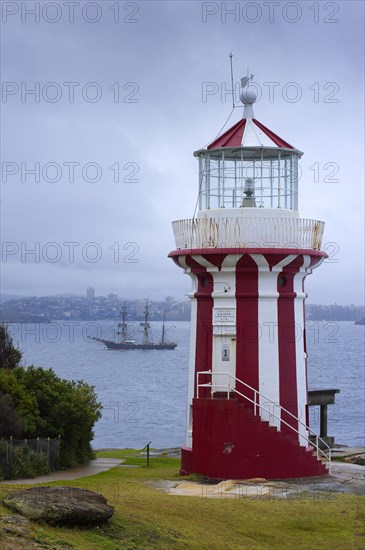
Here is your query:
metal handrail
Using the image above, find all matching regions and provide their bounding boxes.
[172,216,325,251]
[196,370,331,469]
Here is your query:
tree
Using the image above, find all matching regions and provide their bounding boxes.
[0,323,22,369]
[0,391,22,438]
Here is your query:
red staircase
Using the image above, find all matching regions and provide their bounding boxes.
[181,397,329,479]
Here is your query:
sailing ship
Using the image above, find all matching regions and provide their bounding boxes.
[90,302,177,350]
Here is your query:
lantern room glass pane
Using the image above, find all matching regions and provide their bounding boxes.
[198,149,299,211]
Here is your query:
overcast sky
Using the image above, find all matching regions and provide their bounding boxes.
[1,0,364,304]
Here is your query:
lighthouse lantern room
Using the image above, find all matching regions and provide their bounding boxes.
[169,73,330,479]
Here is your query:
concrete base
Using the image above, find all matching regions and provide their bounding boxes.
[170,461,365,498]
[310,435,335,449]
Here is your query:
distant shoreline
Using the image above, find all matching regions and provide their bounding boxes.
[0,315,51,323]
[2,317,364,324]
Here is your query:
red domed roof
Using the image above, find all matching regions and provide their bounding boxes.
[207,117,296,150]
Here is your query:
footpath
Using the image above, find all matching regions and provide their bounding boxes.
[1,458,124,485]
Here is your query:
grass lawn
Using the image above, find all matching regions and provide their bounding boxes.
[1,449,364,549]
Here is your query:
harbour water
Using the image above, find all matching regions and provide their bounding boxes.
[9,320,365,449]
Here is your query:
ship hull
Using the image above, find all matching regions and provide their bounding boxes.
[91,337,177,350]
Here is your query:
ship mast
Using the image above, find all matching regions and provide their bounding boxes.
[142,300,150,345]
[161,309,166,344]
[117,302,127,343]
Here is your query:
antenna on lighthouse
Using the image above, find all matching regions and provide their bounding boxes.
[229,52,235,109]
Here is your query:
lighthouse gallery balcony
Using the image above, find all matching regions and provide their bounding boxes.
[172,210,325,251]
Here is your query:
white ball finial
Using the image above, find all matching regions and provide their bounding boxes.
[240,87,257,105]
[240,71,256,118]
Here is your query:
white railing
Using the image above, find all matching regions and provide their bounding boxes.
[196,370,331,469]
[172,216,324,251]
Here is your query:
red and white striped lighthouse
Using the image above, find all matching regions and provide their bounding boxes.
[169,73,330,479]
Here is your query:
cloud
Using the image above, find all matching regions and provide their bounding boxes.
[1,1,364,304]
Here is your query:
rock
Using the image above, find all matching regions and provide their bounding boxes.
[0,515,68,548]
[1,515,30,537]
[3,486,114,526]
[344,454,365,466]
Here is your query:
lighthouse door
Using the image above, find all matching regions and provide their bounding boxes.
[212,336,236,394]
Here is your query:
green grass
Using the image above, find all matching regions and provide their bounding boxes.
[1,449,364,549]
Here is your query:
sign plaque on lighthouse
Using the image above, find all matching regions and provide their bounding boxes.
[169,72,330,479]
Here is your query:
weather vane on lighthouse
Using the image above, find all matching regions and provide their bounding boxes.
[169,62,330,480]
[240,70,255,117]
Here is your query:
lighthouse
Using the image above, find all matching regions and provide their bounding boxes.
[169,72,330,479]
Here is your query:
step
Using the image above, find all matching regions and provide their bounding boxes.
[191,395,329,479]
[213,391,237,400]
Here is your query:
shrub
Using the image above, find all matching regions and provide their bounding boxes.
[0,325,102,469]
[7,444,50,479]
